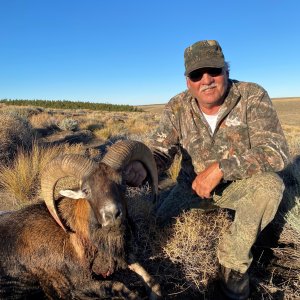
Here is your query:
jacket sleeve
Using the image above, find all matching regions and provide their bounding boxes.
[219,87,290,181]
[149,102,181,174]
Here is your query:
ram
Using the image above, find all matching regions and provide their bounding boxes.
[0,140,161,299]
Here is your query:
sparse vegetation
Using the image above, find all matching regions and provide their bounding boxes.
[0,98,299,299]
[29,112,61,130]
[162,210,231,293]
[0,112,36,165]
[0,143,91,208]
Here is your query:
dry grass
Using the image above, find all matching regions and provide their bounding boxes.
[167,154,182,182]
[0,112,35,165]
[124,117,153,136]
[29,112,63,129]
[0,105,44,119]
[0,99,299,299]
[80,118,104,132]
[272,98,300,127]
[93,123,125,140]
[162,210,231,293]
[279,156,300,233]
[126,184,155,220]
[282,125,300,157]
[0,142,90,208]
[24,109,158,141]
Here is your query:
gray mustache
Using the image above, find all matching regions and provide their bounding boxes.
[200,83,217,92]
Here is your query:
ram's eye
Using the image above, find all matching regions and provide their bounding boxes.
[82,187,90,197]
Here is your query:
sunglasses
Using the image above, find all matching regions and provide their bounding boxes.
[188,67,223,82]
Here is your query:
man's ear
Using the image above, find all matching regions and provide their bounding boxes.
[186,77,191,89]
[59,189,87,199]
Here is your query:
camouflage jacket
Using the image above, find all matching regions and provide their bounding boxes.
[150,80,290,183]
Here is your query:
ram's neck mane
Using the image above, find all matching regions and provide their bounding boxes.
[58,198,90,235]
[58,198,128,273]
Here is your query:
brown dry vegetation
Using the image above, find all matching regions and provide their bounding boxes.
[0,98,299,299]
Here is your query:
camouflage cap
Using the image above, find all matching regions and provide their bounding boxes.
[184,40,225,76]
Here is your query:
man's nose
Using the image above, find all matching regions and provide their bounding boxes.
[201,73,214,84]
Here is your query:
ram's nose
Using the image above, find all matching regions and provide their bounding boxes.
[100,204,123,227]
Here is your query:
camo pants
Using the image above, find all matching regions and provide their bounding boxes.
[155,172,284,273]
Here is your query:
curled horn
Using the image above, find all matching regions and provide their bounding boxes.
[101,140,158,201]
[40,155,97,232]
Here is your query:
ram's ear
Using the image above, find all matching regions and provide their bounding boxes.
[59,189,86,199]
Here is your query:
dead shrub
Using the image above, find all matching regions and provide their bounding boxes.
[161,209,231,294]
[29,112,61,129]
[0,113,35,165]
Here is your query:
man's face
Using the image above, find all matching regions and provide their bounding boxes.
[186,67,228,108]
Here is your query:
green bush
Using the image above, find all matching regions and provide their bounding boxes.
[58,118,79,131]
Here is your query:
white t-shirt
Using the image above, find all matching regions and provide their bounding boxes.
[202,111,218,135]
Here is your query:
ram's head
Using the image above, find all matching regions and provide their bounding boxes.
[40,140,158,231]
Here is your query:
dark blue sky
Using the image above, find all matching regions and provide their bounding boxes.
[1,0,299,105]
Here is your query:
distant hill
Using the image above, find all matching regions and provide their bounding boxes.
[137,104,166,113]
[138,97,300,114]
[272,97,300,101]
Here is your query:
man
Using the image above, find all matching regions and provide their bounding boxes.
[125,40,290,299]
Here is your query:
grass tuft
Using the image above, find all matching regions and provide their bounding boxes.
[0,143,88,208]
[167,154,182,182]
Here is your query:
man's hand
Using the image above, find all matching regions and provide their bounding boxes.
[192,162,223,199]
[124,161,147,187]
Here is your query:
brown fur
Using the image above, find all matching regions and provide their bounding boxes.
[0,165,136,299]
[0,162,160,299]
